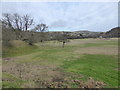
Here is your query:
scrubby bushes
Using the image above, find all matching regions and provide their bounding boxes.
[2,28,50,47]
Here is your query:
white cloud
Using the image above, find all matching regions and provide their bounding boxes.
[1,2,118,32]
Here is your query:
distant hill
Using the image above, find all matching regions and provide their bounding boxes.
[2,27,119,48]
[103,27,120,38]
[48,30,102,39]
[74,30,101,38]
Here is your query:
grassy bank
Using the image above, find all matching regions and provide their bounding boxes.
[2,40,38,58]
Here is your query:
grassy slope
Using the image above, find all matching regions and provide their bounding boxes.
[2,38,118,88]
[2,40,38,58]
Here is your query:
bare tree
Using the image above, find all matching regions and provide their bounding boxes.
[34,24,48,42]
[23,14,33,31]
[35,24,48,32]
[2,13,14,29]
[2,13,34,31]
[1,20,7,29]
[13,13,21,30]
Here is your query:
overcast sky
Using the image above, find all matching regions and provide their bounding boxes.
[1,2,118,32]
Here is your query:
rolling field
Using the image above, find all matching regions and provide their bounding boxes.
[2,38,118,88]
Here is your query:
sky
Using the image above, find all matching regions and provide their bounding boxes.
[1,1,118,32]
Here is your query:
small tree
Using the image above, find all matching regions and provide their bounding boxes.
[28,33,35,45]
[34,24,48,43]
[61,32,69,48]
[55,32,69,48]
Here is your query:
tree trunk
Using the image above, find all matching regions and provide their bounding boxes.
[63,41,65,48]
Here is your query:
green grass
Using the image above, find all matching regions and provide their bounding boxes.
[2,44,38,58]
[62,54,118,87]
[2,38,118,88]
[83,39,118,47]
[2,72,24,88]
[2,72,36,88]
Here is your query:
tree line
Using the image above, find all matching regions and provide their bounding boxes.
[1,13,68,48]
[1,13,48,32]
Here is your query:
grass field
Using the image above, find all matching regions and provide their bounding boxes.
[2,38,118,88]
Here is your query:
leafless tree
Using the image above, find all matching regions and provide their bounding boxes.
[13,13,22,30]
[34,24,48,42]
[23,14,33,31]
[2,13,34,31]
[35,24,48,32]
[2,13,14,29]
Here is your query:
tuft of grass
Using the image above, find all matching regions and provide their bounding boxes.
[62,54,118,88]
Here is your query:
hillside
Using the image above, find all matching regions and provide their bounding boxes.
[2,40,38,57]
[49,30,102,40]
[2,27,119,49]
[103,27,120,38]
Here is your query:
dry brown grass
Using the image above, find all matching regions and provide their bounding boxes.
[74,46,118,55]
[68,38,118,46]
